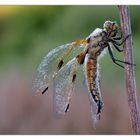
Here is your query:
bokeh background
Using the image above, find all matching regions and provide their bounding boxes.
[0,5,139,134]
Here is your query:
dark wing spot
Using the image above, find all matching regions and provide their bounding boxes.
[57,60,64,70]
[79,56,85,65]
[72,74,76,83]
[65,104,70,112]
[42,87,48,94]
[87,37,90,43]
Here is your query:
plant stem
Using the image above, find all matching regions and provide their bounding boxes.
[118,5,140,134]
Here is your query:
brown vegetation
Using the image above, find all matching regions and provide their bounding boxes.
[0,72,139,134]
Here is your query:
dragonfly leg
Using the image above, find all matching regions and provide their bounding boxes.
[108,46,136,68]
[112,43,124,52]
[113,31,123,40]
[111,31,123,52]
[111,34,131,46]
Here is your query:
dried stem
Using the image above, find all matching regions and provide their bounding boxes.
[118,5,140,134]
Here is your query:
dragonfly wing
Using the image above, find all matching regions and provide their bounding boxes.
[33,40,88,95]
[33,43,77,94]
[83,54,103,128]
[53,57,80,115]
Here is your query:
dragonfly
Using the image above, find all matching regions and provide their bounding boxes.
[33,20,134,127]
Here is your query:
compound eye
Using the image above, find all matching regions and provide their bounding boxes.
[103,21,112,31]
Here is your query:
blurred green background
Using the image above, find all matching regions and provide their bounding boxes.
[0,6,139,134]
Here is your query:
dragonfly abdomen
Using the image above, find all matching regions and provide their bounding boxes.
[86,57,103,114]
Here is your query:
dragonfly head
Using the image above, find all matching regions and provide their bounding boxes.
[103,20,119,37]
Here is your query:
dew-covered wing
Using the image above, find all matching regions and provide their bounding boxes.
[53,57,80,115]
[32,40,87,94]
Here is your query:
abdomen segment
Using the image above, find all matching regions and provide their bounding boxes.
[84,54,103,116]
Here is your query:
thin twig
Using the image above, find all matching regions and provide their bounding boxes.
[118,5,140,134]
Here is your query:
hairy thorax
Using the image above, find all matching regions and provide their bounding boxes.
[87,28,108,58]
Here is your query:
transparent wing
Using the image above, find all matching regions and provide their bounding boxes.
[53,57,80,115]
[32,40,88,94]
[83,54,103,128]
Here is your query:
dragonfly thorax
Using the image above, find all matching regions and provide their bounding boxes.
[87,28,103,46]
[87,28,107,57]
[87,21,120,57]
